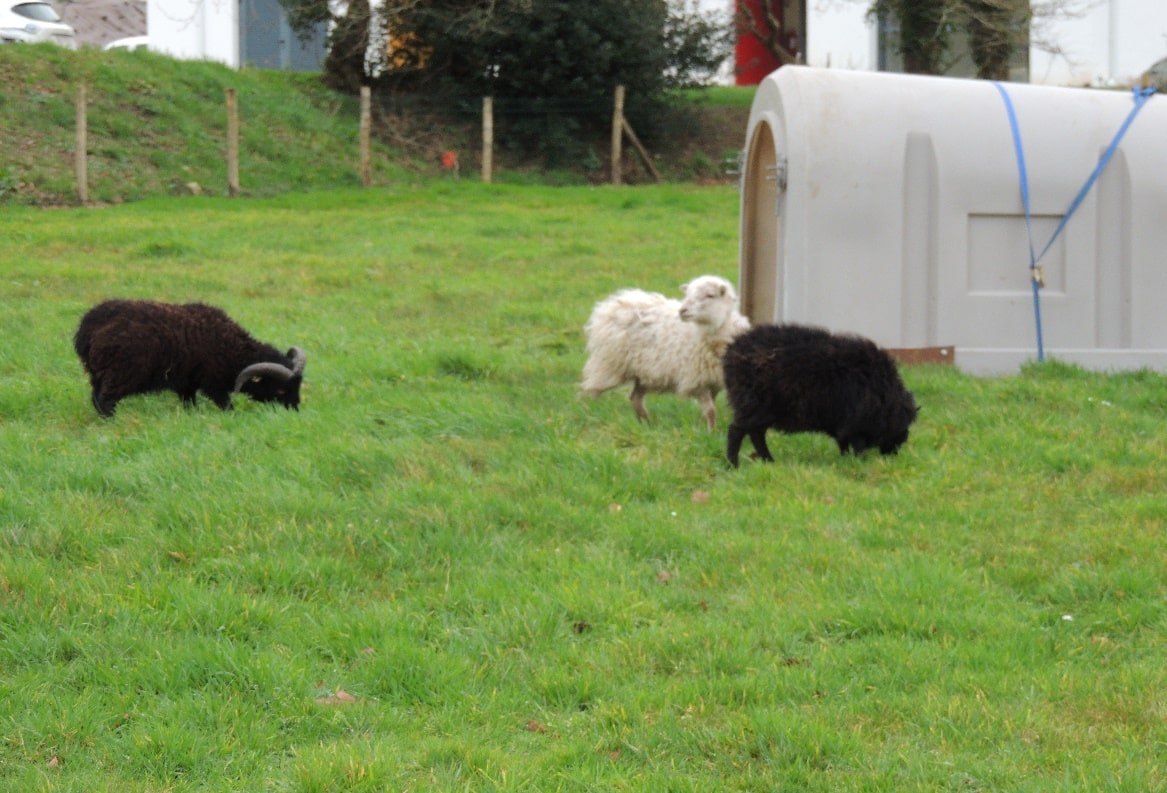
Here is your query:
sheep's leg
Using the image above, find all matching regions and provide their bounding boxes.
[749,429,774,462]
[629,382,649,423]
[726,424,746,467]
[837,433,868,456]
[88,373,120,417]
[729,424,774,467]
[695,392,716,431]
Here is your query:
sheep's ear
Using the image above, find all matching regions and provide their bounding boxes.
[679,282,689,294]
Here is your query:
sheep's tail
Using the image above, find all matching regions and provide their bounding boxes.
[580,354,623,397]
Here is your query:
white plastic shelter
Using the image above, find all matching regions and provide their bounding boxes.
[739,66,1167,375]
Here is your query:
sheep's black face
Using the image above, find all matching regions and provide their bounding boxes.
[879,428,910,456]
[239,374,302,410]
[878,392,919,455]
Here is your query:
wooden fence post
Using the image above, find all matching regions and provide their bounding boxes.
[359,86,372,187]
[75,83,88,204]
[611,85,624,186]
[226,88,240,197]
[482,96,493,184]
[621,117,662,184]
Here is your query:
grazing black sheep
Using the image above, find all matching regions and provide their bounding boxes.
[723,323,917,467]
[74,299,305,417]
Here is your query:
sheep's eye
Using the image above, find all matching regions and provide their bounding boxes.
[251,376,262,384]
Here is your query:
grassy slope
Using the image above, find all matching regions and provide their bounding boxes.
[0,45,756,206]
[0,44,409,205]
[1,183,1166,791]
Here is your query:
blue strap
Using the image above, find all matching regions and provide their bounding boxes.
[993,81,1044,361]
[1034,85,1155,263]
[994,82,1156,363]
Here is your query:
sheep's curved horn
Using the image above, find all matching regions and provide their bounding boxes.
[233,348,305,392]
[288,346,306,376]
[234,362,293,392]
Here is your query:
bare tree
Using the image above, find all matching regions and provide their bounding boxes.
[321,0,373,92]
[736,0,801,67]
[870,0,963,74]
[869,0,1095,79]
[1027,0,1102,78]
[966,0,1025,79]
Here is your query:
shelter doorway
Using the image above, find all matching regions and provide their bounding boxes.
[739,119,781,324]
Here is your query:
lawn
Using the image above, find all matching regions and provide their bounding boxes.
[1,183,1165,792]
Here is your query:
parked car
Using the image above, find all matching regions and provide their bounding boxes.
[1142,56,1167,93]
[0,0,75,47]
[103,35,148,52]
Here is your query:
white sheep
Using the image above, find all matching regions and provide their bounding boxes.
[580,274,750,430]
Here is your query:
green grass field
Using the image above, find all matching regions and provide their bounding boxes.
[2,183,1165,792]
[680,85,756,108]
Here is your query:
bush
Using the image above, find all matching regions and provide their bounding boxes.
[372,0,730,163]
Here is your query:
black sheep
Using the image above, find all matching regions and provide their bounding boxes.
[723,323,917,467]
[74,299,306,417]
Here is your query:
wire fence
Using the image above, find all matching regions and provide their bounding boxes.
[66,83,663,202]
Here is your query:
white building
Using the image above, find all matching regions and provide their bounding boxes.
[147,0,237,65]
[710,0,1165,87]
[146,0,325,70]
[146,0,1164,84]
[799,0,1166,87]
